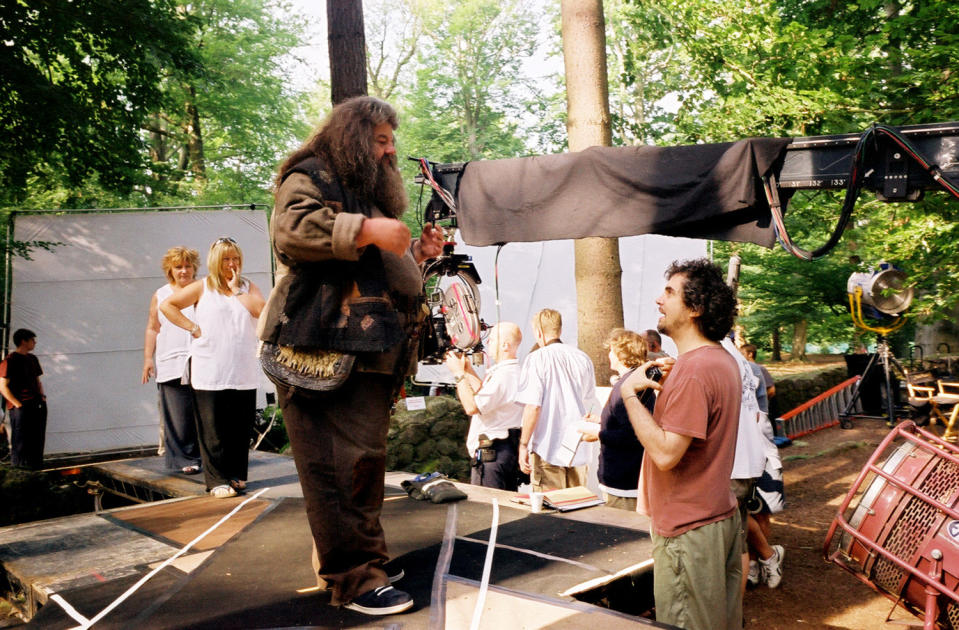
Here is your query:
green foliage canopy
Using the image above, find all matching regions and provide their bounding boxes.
[399,0,539,164]
[608,0,959,354]
[143,0,311,206]
[0,0,200,205]
[362,0,563,233]
[1,0,313,210]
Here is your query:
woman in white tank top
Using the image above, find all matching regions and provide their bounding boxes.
[160,238,265,498]
[141,247,202,474]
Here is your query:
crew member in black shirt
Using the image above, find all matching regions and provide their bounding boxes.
[0,329,47,469]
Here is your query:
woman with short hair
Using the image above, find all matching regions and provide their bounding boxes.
[161,238,265,498]
[581,328,655,511]
[142,246,203,475]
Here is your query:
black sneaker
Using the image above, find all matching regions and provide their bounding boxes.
[343,585,414,615]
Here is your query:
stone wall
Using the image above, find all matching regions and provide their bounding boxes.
[773,365,850,417]
[387,395,471,482]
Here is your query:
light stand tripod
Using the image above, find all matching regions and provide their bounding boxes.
[838,334,907,428]
[838,286,909,429]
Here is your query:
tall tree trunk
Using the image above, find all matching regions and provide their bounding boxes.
[185,86,205,179]
[562,0,623,386]
[791,319,808,361]
[328,0,368,104]
[149,114,167,181]
[772,326,782,362]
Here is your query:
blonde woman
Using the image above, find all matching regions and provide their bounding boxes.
[161,238,265,498]
[142,246,202,475]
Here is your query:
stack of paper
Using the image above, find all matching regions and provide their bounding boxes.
[542,486,605,512]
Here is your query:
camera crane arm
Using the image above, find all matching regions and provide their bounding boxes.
[414,121,959,261]
[768,122,959,260]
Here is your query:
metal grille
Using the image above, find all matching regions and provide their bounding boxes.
[945,599,959,630]
[871,456,959,594]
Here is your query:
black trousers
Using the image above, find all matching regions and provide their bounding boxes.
[192,388,255,490]
[471,428,523,491]
[158,380,201,471]
[10,398,46,469]
[277,371,394,606]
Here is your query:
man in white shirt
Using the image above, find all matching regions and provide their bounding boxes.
[445,322,525,490]
[722,336,771,595]
[516,309,597,491]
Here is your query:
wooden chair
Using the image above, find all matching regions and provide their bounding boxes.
[904,369,959,442]
[932,379,959,443]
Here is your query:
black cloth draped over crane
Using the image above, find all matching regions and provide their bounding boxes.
[448,138,793,248]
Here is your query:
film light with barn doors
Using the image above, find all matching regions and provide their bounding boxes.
[839,263,914,429]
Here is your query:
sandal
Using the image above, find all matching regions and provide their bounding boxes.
[181,465,201,475]
[210,484,237,499]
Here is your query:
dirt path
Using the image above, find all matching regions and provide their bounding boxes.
[743,419,931,629]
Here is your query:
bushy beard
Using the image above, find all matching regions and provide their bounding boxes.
[371,154,409,219]
[335,151,407,219]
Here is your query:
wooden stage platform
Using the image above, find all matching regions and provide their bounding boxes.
[0,452,671,629]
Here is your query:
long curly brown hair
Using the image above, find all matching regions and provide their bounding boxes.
[275,96,406,216]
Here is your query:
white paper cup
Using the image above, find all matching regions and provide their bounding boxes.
[530,492,544,513]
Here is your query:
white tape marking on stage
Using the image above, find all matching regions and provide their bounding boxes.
[50,593,90,626]
[429,502,459,630]
[457,536,601,572]
[558,558,655,597]
[66,487,270,629]
[469,498,499,630]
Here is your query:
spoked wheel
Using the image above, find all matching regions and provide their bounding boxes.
[423,268,482,353]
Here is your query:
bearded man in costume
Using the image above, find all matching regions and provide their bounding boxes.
[261,96,443,616]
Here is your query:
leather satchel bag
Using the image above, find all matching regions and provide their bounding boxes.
[259,342,355,394]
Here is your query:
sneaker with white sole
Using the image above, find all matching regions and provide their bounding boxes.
[747,560,760,586]
[760,544,784,588]
[343,585,413,615]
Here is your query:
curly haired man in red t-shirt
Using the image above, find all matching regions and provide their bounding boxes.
[620,259,743,630]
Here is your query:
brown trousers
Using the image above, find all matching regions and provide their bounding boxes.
[277,372,394,605]
[603,492,638,512]
[529,451,586,492]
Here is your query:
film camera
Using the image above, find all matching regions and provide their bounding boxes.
[418,249,485,364]
[412,158,487,364]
